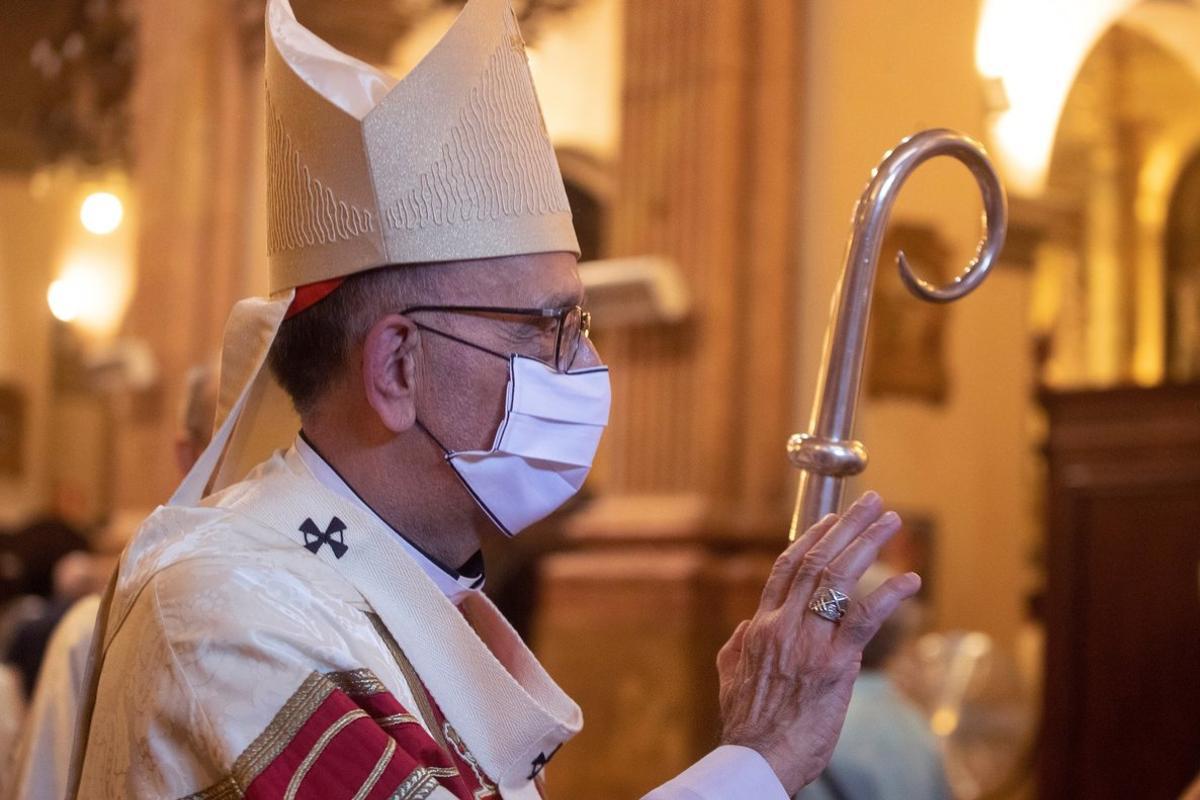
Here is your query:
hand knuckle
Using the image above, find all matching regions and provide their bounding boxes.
[821,565,851,586]
[863,524,893,546]
[858,525,884,544]
[844,506,871,525]
[797,553,827,577]
[765,563,791,585]
[752,618,783,644]
[840,615,877,644]
[774,544,804,569]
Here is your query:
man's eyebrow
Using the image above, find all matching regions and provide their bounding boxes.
[538,287,585,308]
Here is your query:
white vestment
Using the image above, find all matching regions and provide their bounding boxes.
[0,664,26,789]
[70,446,784,798]
[3,594,99,800]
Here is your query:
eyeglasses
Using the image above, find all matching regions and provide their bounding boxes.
[400,304,591,372]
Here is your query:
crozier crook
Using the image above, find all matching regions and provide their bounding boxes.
[788,128,1008,540]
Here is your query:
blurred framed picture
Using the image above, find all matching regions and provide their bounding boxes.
[866,223,951,404]
[880,510,935,601]
[0,384,24,477]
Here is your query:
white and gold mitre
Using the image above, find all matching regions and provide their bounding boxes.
[170,0,578,505]
[265,0,579,294]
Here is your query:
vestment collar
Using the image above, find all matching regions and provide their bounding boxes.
[291,433,484,605]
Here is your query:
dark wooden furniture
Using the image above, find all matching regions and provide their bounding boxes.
[1039,384,1200,800]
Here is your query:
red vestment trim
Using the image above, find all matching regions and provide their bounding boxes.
[181,669,498,800]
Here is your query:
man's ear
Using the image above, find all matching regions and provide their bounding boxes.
[361,313,421,433]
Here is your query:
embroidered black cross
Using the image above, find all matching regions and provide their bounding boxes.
[300,517,349,559]
[527,743,562,780]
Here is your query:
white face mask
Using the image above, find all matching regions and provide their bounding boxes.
[430,354,611,537]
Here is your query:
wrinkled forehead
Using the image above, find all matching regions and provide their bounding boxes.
[432,252,584,307]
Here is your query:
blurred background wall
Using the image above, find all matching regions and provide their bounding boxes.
[2,0,1200,798]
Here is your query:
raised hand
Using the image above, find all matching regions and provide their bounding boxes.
[716,491,921,795]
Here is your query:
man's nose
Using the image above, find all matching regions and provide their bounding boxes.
[572,336,602,369]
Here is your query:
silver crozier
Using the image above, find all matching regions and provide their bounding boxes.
[788,129,1008,540]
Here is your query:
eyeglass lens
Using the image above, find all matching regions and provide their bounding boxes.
[557,306,580,371]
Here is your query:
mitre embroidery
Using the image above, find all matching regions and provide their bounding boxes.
[267,91,377,255]
[381,9,569,233]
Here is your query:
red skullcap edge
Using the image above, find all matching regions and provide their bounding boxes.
[284,277,345,320]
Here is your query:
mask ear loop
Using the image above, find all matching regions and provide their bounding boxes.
[411,321,517,460]
[413,417,452,458]
[413,418,516,537]
[412,354,519,459]
[411,350,524,537]
[410,322,505,459]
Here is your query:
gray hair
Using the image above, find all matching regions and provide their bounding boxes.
[267,265,441,415]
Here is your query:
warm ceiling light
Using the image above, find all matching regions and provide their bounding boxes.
[47,277,84,322]
[80,191,124,235]
[975,0,1132,194]
[46,262,119,332]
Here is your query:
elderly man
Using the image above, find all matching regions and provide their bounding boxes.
[67,0,919,797]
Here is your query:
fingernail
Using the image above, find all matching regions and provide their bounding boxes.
[882,510,901,524]
[860,490,881,505]
[903,571,922,589]
[821,513,839,524]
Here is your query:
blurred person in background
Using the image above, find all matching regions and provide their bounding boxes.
[0,519,91,788]
[174,362,218,476]
[0,518,91,698]
[0,515,140,800]
[796,565,950,800]
[1,362,215,800]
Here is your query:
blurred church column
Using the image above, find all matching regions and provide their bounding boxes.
[112,0,267,508]
[537,1,803,795]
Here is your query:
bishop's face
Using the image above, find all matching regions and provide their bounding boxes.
[410,251,600,459]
